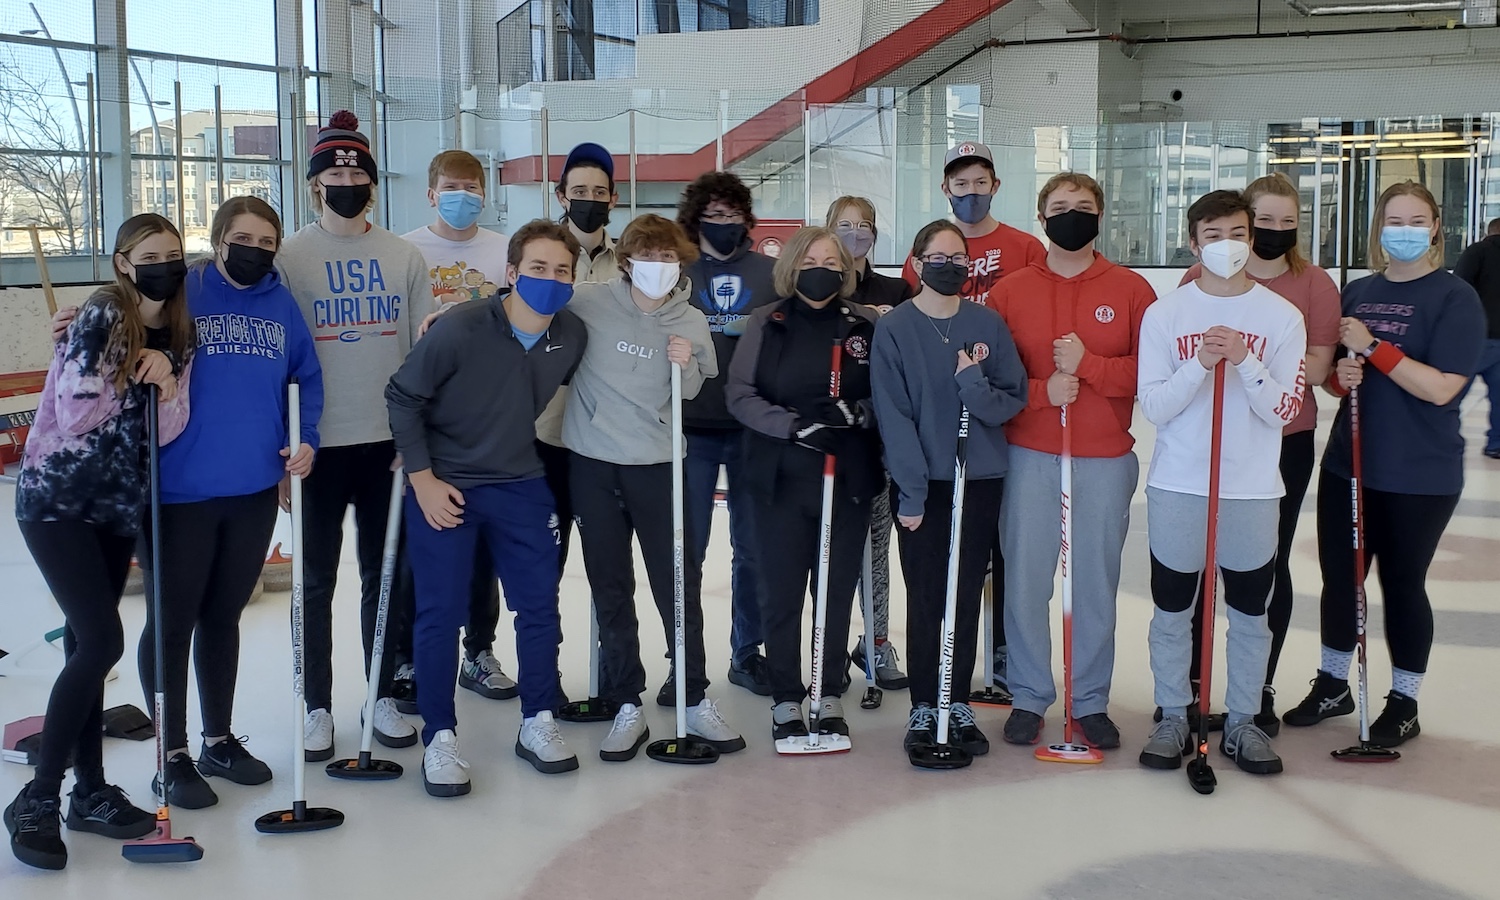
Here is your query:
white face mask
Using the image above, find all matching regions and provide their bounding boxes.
[1199,239,1250,279]
[628,259,681,300]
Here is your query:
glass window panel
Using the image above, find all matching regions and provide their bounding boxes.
[128,0,277,66]
[1,0,94,44]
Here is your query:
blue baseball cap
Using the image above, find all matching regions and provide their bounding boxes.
[562,142,614,181]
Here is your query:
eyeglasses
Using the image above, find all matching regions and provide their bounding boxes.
[701,210,745,224]
[921,253,971,268]
[836,221,874,232]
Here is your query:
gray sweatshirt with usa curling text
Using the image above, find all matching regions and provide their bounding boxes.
[870,299,1028,517]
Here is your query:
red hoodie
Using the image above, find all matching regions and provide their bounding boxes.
[986,255,1155,458]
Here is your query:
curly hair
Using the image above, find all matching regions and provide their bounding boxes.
[676,171,756,244]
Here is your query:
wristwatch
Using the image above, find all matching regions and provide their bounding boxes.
[1358,338,1381,359]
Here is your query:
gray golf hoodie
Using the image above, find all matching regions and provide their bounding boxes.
[562,277,717,466]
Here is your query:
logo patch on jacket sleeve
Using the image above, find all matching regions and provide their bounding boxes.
[969,342,990,362]
[1094,305,1116,324]
[843,334,869,360]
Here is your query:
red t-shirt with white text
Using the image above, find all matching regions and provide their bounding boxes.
[902,221,1046,307]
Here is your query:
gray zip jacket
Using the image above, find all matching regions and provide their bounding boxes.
[561,277,717,466]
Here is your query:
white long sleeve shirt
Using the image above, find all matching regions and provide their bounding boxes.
[1137,281,1307,500]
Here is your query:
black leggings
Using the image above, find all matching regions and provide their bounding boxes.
[1190,430,1314,686]
[753,477,869,705]
[138,488,278,752]
[20,521,134,798]
[1316,469,1459,674]
[896,477,1004,709]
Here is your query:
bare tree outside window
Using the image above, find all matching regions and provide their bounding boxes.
[0,48,86,255]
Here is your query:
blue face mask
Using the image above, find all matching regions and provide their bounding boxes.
[514,274,574,316]
[436,190,484,230]
[1380,225,1434,263]
[949,192,993,225]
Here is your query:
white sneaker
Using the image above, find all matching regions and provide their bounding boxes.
[368,697,418,749]
[422,729,471,797]
[515,711,579,774]
[304,708,334,762]
[599,703,649,762]
[459,650,519,700]
[685,698,746,753]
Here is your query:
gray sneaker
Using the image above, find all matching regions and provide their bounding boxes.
[1139,715,1190,770]
[851,637,909,690]
[1220,722,1283,775]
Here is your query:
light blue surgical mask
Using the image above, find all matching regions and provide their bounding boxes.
[436,190,484,230]
[515,274,574,316]
[1380,225,1434,263]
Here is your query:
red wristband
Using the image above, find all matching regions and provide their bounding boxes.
[1369,341,1405,375]
[1325,377,1350,398]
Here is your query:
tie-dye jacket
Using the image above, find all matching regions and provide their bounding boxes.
[14,290,192,535]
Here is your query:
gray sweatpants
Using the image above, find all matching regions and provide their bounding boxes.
[1146,486,1277,718]
[1001,446,1138,718]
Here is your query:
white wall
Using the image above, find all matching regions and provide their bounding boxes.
[1138,28,1500,122]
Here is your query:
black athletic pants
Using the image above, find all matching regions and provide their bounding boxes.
[1316,469,1459,675]
[1190,430,1315,687]
[20,521,134,798]
[137,488,278,752]
[896,477,1004,709]
[753,477,869,705]
[302,441,404,711]
[570,452,708,708]
[463,441,577,659]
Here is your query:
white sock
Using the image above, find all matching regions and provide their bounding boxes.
[1392,668,1424,700]
[1320,646,1354,681]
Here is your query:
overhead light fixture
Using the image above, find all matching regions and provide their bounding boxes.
[1287,0,1462,14]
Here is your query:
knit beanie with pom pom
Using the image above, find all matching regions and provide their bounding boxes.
[307,110,378,184]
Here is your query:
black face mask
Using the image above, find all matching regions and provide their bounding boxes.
[918,260,967,297]
[1252,226,1298,261]
[1043,209,1100,252]
[131,259,188,302]
[796,267,844,303]
[700,221,747,257]
[222,242,277,287]
[564,199,610,235]
[323,183,372,219]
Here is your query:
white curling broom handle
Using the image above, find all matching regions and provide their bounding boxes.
[1060,404,1075,744]
[360,469,404,756]
[671,364,687,739]
[808,457,835,748]
[937,410,968,746]
[289,382,306,804]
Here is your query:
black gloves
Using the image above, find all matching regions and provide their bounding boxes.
[801,396,864,427]
[793,419,843,455]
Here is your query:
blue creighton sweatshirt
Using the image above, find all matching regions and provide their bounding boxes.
[159,261,324,504]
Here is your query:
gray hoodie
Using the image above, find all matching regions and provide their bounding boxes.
[561,277,717,466]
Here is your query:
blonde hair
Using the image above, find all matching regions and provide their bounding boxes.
[1244,173,1307,277]
[772,227,857,300]
[1368,181,1443,272]
[825,196,877,233]
[107,214,194,392]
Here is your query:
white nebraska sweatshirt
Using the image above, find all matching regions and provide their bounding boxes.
[1137,281,1307,500]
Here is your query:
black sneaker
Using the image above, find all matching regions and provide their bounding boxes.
[198,735,272,785]
[656,674,675,708]
[391,663,419,715]
[772,701,808,741]
[65,784,155,839]
[1282,670,1355,727]
[815,697,849,737]
[1077,713,1121,750]
[1485,447,1500,460]
[5,784,66,870]
[1002,709,1044,745]
[948,703,989,755]
[1367,691,1420,748]
[727,654,773,696]
[153,754,218,809]
[904,704,938,751]
[1255,686,1281,737]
